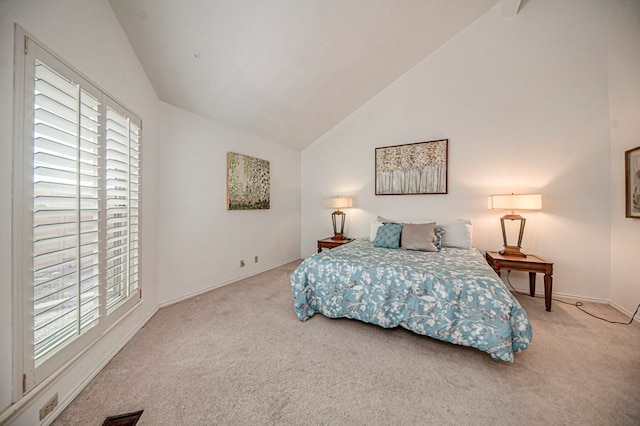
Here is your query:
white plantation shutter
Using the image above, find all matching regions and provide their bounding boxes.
[32,60,102,364]
[16,32,142,392]
[77,90,102,332]
[105,105,141,312]
[129,121,141,296]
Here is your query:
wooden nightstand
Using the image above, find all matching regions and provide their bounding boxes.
[485,251,554,311]
[317,237,354,252]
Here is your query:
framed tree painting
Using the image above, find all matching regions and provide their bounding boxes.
[227,152,270,210]
[626,146,640,218]
[375,139,448,195]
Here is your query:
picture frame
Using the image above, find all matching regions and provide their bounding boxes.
[226,152,270,210]
[375,139,448,195]
[625,146,640,218]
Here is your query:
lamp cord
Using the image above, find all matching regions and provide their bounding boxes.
[505,271,639,325]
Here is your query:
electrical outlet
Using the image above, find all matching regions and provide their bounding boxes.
[254,256,258,263]
[39,393,58,420]
[240,260,245,267]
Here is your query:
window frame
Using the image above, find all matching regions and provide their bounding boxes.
[12,26,143,397]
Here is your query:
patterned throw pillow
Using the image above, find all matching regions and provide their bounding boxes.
[373,222,403,249]
[434,226,445,251]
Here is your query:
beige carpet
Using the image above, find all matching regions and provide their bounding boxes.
[53,261,640,425]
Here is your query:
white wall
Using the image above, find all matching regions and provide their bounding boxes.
[0,0,160,424]
[301,0,613,301]
[157,102,301,305]
[608,0,640,316]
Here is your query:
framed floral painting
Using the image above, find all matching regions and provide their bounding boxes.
[375,139,448,195]
[626,146,640,218]
[226,152,270,210]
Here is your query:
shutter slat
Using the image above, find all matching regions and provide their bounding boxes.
[35,122,77,148]
[35,93,77,122]
[34,181,77,198]
[34,234,76,257]
[35,62,77,98]
[34,166,77,185]
[106,131,127,147]
[34,281,76,307]
[34,303,77,333]
[35,321,77,359]
[34,108,77,136]
[34,78,76,111]
[106,114,127,130]
[35,135,77,158]
[34,152,77,173]
[35,210,77,225]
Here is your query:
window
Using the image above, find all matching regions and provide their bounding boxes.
[14,30,141,393]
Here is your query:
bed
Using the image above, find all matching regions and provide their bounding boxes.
[290,238,532,362]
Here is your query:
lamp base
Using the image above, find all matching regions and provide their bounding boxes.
[500,246,526,257]
[331,211,346,241]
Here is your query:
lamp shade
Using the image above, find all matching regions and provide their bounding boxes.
[488,194,542,211]
[323,197,353,210]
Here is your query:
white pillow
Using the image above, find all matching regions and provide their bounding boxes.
[369,216,394,241]
[438,219,473,248]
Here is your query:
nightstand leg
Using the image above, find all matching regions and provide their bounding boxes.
[528,272,536,297]
[544,274,552,311]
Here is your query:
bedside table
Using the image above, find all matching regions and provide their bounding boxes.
[485,251,554,311]
[317,237,354,253]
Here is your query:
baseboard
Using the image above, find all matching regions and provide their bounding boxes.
[510,286,610,304]
[609,301,640,325]
[543,290,609,304]
[512,285,640,324]
[158,257,301,308]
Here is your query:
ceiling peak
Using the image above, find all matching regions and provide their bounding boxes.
[501,0,522,19]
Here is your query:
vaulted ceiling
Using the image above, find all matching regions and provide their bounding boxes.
[109,0,514,150]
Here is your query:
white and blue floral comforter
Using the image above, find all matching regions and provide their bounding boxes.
[291,239,532,362]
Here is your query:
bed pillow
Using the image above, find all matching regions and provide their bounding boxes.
[437,219,472,248]
[434,226,445,251]
[373,222,403,249]
[401,222,437,252]
[369,219,383,241]
[369,216,395,241]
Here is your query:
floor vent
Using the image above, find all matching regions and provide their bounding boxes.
[102,410,143,426]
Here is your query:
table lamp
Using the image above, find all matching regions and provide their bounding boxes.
[488,193,542,257]
[323,196,353,240]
